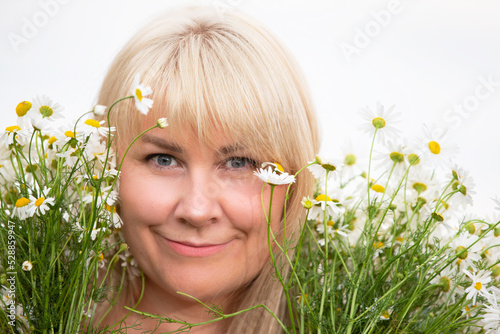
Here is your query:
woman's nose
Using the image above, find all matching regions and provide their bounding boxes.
[173,172,223,227]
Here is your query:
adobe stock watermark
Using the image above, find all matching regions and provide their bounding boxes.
[8,0,71,53]
[339,0,403,63]
[443,75,499,129]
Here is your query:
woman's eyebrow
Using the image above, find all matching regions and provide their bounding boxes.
[218,144,243,155]
[140,134,183,153]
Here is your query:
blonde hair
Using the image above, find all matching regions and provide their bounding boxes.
[96,5,319,333]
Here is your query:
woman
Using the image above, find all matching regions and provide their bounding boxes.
[96,6,319,333]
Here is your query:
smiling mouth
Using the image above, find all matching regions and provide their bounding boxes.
[164,238,231,257]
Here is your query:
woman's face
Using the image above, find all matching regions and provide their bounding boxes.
[118,126,286,305]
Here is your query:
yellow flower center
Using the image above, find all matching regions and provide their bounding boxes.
[65,131,75,138]
[439,276,451,292]
[84,119,101,128]
[431,212,444,222]
[372,117,386,129]
[298,294,308,304]
[136,88,143,101]
[412,182,427,194]
[302,198,313,209]
[48,136,57,145]
[344,154,356,166]
[474,282,482,290]
[373,241,384,249]
[407,153,420,165]
[105,204,117,213]
[428,141,441,154]
[39,105,54,118]
[455,246,468,260]
[389,152,404,163]
[464,222,475,234]
[5,125,21,133]
[371,184,385,193]
[327,220,335,227]
[315,194,332,202]
[274,162,284,173]
[381,310,390,319]
[97,253,104,262]
[321,162,337,172]
[16,101,32,116]
[15,197,31,208]
[35,197,45,207]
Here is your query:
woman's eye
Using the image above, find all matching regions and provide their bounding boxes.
[150,154,178,167]
[224,157,256,169]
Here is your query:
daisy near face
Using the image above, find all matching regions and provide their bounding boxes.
[118,126,286,308]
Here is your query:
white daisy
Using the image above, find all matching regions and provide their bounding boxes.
[418,124,459,170]
[481,302,500,333]
[13,197,33,220]
[449,232,482,269]
[0,125,29,148]
[463,269,492,305]
[430,266,457,294]
[22,260,33,271]
[359,102,401,145]
[132,73,153,115]
[79,118,115,138]
[254,166,295,186]
[448,166,476,209]
[307,194,344,222]
[307,156,341,181]
[56,147,80,168]
[373,141,407,179]
[29,95,64,129]
[27,187,55,216]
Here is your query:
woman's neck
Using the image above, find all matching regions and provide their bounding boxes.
[111,277,235,333]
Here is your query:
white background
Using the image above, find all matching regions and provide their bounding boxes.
[1,0,499,217]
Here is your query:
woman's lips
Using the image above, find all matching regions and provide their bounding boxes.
[165,238,231,257]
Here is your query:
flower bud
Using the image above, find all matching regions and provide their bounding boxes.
[157,118,169,129]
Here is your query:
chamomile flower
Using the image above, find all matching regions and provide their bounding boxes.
[359,102,401,145]
[27,188,55,216]
[29,95,64,129]
[307,194,344,222]
[374,141,407,178]
[254,166,295,186]
[80,118,115,138]
[56,147,80,168]
[13,197,33,220]
[379,308,393,321]
[481,302,500,333]
[419,124,459,170]
[104,204,122,229]
[22,260,33,271]
[449,232,482,269]
[430,267,457,294]
[463,269,492,305]
[307,156,340,181]
[132,73,153,115]
[0,125,29,148]
[449,166,476,209]
[316,221,350,246]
